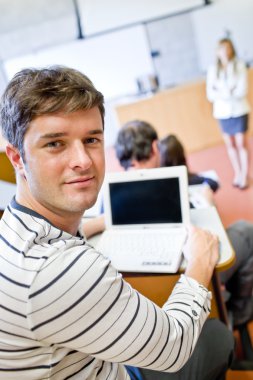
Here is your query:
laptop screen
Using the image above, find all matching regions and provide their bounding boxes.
[109,177,182,225]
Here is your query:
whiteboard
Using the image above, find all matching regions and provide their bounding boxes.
[79,0,204,36]
[3,24,154,100]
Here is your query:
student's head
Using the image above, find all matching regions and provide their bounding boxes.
[1,66,105,161]
[159,134,187,168]
[1,66,105,221]
[115,120,160,170]
[216,38,236,65]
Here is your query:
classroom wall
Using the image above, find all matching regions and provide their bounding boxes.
[192,0,253,70]
[78,0,203,36]
[3,25,154,100]
[0,0,253,151]
[2,0,253,99]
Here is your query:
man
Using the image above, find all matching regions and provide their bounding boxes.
[115,119,253,329]
[0,66,233,379]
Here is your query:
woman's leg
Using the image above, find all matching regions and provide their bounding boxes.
[234,132,249,188]
[222,133,241,186]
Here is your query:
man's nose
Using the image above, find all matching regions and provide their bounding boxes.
[69,142,92,170]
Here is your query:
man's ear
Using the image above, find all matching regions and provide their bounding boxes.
[5,144,26,176]
[151,139,159,155]
[151,139,161,167]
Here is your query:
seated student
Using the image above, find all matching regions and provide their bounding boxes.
[115,121,216,208]
[0,67,234,380]
[159,134,219,192]
[115,120,253,329]
[159,134,217,209]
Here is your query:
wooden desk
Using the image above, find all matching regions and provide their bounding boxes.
[123,271,228,324]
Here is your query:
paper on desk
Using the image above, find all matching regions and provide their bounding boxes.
[190,206,234,269]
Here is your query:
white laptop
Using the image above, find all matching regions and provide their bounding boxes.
[95,166,190,273]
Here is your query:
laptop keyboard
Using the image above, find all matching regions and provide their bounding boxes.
[96,228,187,269]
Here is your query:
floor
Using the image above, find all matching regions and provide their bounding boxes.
[187,136,253,228]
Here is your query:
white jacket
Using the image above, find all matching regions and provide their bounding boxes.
[206,59,250,119]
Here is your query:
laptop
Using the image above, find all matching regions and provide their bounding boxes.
[95,166,190,273]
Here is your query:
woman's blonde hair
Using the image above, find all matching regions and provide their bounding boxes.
[216,38,237,77]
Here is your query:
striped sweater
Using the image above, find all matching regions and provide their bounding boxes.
[0,198,211,379]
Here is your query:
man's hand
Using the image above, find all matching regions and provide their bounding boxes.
[184,225,219,288]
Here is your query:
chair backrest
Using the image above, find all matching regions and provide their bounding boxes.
[0,152,16,217]
[0,152,16,184]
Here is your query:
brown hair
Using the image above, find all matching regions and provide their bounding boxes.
[216,38,237,77]
[159,134,187,168]
[0,66,105,159]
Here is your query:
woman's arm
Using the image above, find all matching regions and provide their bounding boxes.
[231,61,249,98]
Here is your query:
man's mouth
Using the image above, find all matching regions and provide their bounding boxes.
[65,176,95,185]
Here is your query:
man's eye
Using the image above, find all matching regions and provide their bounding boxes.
[46,141,62,148]
[86,138,98,144]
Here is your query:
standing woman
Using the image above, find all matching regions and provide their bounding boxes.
[207,38,250,189]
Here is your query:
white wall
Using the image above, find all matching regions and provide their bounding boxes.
[1,0,253,149]
[192,0,253,71]
[4,25,153,100]
[5,0,253,98]
[79,0,204,36]
[0,0,76,60]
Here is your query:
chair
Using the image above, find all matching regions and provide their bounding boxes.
[0,151,16,183]
[0,151,16,218]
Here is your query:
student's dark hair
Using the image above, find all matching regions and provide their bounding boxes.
[159,134,187,168]
[0,66,105,159]
[115,120,158,170]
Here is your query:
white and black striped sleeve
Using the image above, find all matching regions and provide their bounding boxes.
[27,245,211,373]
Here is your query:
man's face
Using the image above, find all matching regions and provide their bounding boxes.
[19,107,105,218]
